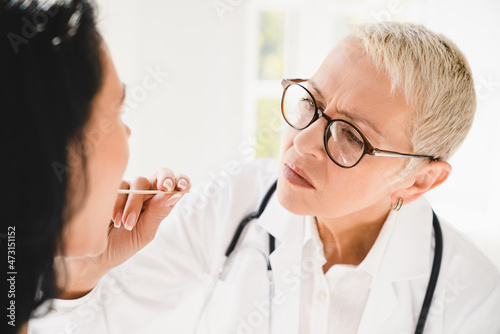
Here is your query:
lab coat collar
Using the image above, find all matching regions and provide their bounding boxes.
[357,197,434,334]
[299,197,433,281]
[256,192,303,243]
[302,216,327,267]
[302,212,397,278]
[256,194,435,334]
[382,196,434,281]
[303,215,323,249]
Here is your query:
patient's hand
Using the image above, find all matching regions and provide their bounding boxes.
[57,168,191,299]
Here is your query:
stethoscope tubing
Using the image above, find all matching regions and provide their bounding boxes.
[415,211,443,334]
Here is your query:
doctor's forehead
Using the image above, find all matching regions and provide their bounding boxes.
[308,40,411,146]
[310,40,390,98]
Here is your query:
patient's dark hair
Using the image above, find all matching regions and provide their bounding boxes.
[0,0,103,330]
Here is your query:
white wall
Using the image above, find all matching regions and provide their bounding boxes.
[97,0,248,185]
[414,0,500,264]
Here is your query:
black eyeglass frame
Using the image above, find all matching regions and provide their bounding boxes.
[281,79,438,168]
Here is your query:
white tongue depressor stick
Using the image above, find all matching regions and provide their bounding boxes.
[117,189,189,195]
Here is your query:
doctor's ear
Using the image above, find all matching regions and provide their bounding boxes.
[393,160,452,206]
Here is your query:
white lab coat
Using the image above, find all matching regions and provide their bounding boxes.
[29,159,500,334]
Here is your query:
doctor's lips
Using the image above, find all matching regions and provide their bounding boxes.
[283,162,315,189]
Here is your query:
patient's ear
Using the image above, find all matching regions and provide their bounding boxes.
[393,161,451,206]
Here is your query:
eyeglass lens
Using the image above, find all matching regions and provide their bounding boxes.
[282,83,366,167]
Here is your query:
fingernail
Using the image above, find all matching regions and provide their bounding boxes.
[163,178,174,191]
[177,178,188,190]
[113,211,123,228]
[124,212,137,231]
[163,193,182,207]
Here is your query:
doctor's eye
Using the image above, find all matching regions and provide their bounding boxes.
[342,128,363,148]
[300,97,315,107]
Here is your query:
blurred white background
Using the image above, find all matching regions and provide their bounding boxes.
[93,0,500,333]
[95,0,500,263]
[94,1,500,330]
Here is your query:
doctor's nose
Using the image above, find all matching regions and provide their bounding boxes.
[293,117,327,161]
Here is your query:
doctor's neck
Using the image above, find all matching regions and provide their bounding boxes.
[315,203,391,274]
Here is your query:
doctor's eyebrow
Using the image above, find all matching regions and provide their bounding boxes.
[307,80,327,109]
[308,79,383,137]
[338,109,383,137]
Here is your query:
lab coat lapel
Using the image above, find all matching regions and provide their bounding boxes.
[357,198,434,334]
[257,195,305,334]
[357,278,398,334]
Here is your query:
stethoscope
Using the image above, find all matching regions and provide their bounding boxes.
[194,180,443,334]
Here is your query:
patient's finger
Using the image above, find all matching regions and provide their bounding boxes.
[122,177,150,231]
[112,180,130,228]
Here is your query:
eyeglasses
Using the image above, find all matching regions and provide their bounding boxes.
[281,79,438,168]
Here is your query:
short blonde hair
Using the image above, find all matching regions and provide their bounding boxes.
[350,22,476,171]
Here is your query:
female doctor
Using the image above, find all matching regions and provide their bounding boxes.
[30,23,500,333]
